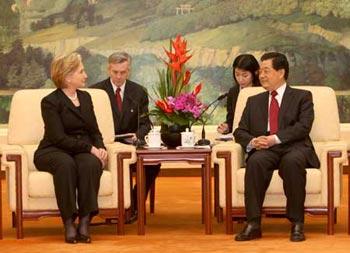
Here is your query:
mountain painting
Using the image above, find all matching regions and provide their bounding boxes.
[1,0,350,124]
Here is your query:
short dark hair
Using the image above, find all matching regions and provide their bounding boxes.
[232,54,260,86]
[260,52,289,80]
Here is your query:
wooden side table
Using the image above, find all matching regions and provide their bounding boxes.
[136,147,212,235]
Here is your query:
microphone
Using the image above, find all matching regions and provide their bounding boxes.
[191,92,228,127]
[217,92,228,101]
[192,92,228,146]
[122,93,150,148]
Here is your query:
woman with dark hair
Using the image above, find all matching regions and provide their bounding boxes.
[217,54,260,134]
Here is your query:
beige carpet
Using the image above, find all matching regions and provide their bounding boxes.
[0,176,350,253]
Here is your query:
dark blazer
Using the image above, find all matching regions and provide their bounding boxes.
[233,85,320,168]
[225,85,240,133]
[35,89,105,157]
[91,78,151,140]
[225,82,260,133]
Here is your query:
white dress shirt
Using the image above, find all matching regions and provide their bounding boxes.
[110,78,126,101]
[246,83,287,152]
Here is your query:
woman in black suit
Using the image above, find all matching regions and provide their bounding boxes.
[34,53,107,244]
[217,54,260,134]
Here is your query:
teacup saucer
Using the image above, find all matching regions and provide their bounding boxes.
[144,145,166,149]
[176,146,196,149]
[176,145,211,149]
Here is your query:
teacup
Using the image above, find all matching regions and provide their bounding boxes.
[145,130,161,147]
[181,130,196,147]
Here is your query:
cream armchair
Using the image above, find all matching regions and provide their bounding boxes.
[212,86,348,235]
[0,89,136,238]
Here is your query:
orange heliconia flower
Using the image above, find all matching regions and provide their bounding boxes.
[192,83,202,96]
[164,35,196,90]
[164,48,177,63]
[172,34,188,56]
[165,35,192,74]
[177,53,192,65]
[156,99,173,113]
[168,60,182,73]
[183,70,191,85]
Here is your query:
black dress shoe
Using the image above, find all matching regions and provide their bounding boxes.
[65,235,78,244]
[64,229,78,244]
[235,222,262,241]
[77,233,91,243]
[290,223,305,242]
[63,218,77,244]
[77,215,91,243]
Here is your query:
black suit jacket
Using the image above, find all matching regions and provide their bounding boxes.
[233,85,320,168]
[35,89,105,157]
[91,78,151,140]
[225,85,240,133]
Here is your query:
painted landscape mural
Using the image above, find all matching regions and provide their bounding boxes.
[1,0,350,124]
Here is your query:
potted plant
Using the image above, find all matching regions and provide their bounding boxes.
[150,35,206,147]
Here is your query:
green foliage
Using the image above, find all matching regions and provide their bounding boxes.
[337,95,350,123]
[0,39,50,89]
[0,95,11,111]
[154,69,169,99]
[0,0,19,47]
[129,54,162,95]
[143,0,298,41]
[28,0,103,32]
[2,0,350,126]
[279,12,350,32]
[0,95,11,124]
[301,0,350,19]
[144,0,162,9]
[76,46,107,86]
[7,59,46,88]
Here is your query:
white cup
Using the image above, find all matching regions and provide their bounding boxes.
[181,129,196,147]
[145,130,161,147]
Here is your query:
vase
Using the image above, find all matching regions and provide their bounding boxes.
[160,124,188,148]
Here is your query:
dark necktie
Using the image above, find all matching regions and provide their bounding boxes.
[269,90,279,134]
[115,87,122,112]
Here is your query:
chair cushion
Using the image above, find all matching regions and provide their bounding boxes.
[23,145,37,171]
[233,86,340,142]
[28,170,113,198]
[236,168,321,194]
[7,89,115,145]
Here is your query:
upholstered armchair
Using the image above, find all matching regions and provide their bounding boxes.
[0,89,136,238]
[212,86,348,235]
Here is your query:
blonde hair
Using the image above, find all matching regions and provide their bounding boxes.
[51,52,82,88]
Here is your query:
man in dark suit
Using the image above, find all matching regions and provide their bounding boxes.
[233,52,320,242]
[91,52,160,220]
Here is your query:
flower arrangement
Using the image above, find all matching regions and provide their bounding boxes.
[150,35,206,128]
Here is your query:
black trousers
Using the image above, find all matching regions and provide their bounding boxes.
[130,164,161,211]
[245,147,307,223]
[34,151,103,221]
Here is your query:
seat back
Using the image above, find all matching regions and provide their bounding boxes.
[233,86,340,142]
[7,88,115,145]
